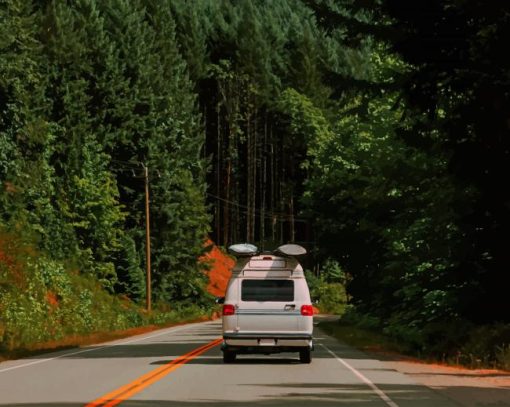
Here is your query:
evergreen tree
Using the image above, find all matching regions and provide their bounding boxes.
[142,0,211,304]
[39,0,127,289]
[377,0,510,322]
[171,0,338,247]
[0,0,75,256]
[305,0,510,333]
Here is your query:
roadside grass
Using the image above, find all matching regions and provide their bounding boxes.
[0,311,219,363]
[318,320,410,356]
[318,319,510,371]
[0,230,225,364]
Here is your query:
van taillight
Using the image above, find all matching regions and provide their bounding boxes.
[301,305,313,316]
[223,304,236,316]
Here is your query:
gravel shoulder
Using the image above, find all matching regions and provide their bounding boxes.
[316,315,510,406]
[372,350,510,406]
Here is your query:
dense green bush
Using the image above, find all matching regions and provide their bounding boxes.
[340,306,382,331]
[0,230,212,353]
[314,283,347,315]
[455,324,510,369]
[0,0,211,309]
[305,258,348,316]
[339,306,510,369]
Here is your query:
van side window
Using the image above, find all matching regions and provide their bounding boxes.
[241,280,294,302]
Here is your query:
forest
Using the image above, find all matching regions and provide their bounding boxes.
[1,0,510,361]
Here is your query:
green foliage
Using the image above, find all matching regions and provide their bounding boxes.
[60,134,125,290]
[301,85,469,329]
[0,232,116,348]
[304,270,320,296]
[115,232,144,300]
[314,283,347,315]
[319,258,348,284]
[319,319,410,356]
[308,0,510,330]
[2,0,508,364]
[305,261,348,316]
[139,0,211,303]
[0,1,43,218]
[148,303,209,326]
[0,229,213,352]
[339,307,510,370]
[277,87,333,156]
[453,324,510,369]
[0,0,211,304]
[0,0,218,322]
[341,307,382,331]
[384,0,510,324]
[495,344,510,371]
[169,0,346,246]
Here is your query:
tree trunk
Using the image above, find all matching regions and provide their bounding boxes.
[224,156,231,245]
[216,103,221,245]
[246,103,252,242]
[289,190,295,242]
[270,126,276,243]
[260,112,267,250]
[252,105,257,243]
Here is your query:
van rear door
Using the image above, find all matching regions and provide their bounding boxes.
[236,278,300,336]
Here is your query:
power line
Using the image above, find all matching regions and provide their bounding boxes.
[108,165,310,223]
[110,159,141,169]
[206,192,310,223]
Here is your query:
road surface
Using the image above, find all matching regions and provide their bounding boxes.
[0,319,509,406]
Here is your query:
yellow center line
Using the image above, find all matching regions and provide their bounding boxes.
[85,338,222,407]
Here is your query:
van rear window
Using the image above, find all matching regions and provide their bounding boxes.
[241,280,294,302]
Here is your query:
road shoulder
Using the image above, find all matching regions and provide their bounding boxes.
[316,315,510,407]
[379,354,510,407]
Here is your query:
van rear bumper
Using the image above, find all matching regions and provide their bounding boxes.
[223,332,313,353]
[223,332,312,340]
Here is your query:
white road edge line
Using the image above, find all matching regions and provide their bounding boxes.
[320,343,399,407]
[0,320,212,374]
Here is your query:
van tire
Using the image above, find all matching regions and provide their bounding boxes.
[299,348,312,364]
[223,350,236,363]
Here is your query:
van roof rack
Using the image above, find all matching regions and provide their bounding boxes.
[274,244,307,257]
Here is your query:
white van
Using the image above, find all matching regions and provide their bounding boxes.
[219,244,313,364]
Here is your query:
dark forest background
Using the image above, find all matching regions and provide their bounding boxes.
[2,0,510,356]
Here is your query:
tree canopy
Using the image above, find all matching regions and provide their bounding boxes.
[2,0,509,347]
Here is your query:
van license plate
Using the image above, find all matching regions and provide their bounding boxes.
[259,339,276,346]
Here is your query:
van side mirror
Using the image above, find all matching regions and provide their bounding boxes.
[215,296,225,304]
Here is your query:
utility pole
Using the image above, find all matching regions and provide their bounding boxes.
[143,163,152,312]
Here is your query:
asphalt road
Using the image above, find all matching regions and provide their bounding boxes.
[0,319,488,406]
